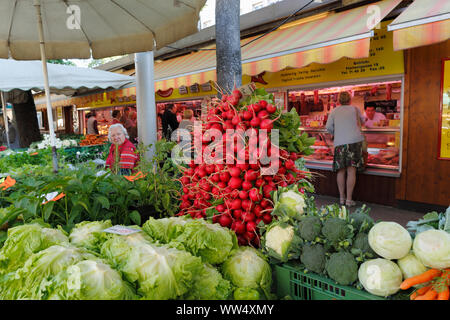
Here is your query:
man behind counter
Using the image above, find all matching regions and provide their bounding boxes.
[364,105,386,128]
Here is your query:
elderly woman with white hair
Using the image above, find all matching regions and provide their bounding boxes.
[105,123,139,175]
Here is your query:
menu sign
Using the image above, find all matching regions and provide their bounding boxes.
[438,58,450,160]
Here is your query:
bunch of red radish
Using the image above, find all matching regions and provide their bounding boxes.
[177,89,307,247]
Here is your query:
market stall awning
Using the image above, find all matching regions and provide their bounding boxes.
[154,0,402,91]
[387,0,450,51]
[0,59,135,96]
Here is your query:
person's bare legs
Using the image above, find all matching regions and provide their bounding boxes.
[346,166,357,206]
[336,168,346,204]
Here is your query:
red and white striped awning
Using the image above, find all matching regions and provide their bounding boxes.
[388,0,450,51]
[154,0,402,91]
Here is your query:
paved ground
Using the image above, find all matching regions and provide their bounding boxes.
[313,194,425,227]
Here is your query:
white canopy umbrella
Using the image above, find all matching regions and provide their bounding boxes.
[0,0,206,171]
[0,58,135,95]
[0,58,135,149]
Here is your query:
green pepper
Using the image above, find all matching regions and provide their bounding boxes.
[233,287,260,300]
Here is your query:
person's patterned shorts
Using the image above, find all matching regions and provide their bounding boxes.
[332,141,365,172]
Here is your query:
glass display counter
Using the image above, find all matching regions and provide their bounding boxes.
[301,127,401,177]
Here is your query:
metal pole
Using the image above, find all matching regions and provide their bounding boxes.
[135,51,157,161]
[33,0,58,172]
[0,92,10,148]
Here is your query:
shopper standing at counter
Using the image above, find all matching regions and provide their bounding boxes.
[325,91,365,207]
[161,104,179,140]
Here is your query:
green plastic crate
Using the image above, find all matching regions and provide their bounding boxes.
[274,262,385,300]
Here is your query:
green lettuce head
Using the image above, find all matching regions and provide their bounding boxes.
[142,216,190,243]
[69,220,113,252]
[172,219,238,265]
[2,244,93,300]
[0,223,69,274]
[101,236,203,300]
[44,259,137,300]
[221,246,273,299]
[183,263,232,300]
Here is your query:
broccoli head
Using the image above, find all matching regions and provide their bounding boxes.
[325,251,358,286]
[300,243,326,274]
[321,217,353,244]
[351,232,377,258]
[349,206,374,232]
[298,216,322,241]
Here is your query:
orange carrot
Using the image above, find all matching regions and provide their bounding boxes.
[410,285,432,300]
[437,287,449,300]
[400,269,442,290]
[414,288,439,300]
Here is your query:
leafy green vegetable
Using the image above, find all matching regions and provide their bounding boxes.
[1,244,94,300]
[171,219,238,265]
[142,216,190,244]
[43,259,137,300]
[406,206,450,235]
[184,263,232,300]
[69,220,113,252]
[0,223,69,275]
[221,247,273,300]
[273,108,315,154]
[100,233,203,300]
[233,287,261,300]
[143,217,237,265]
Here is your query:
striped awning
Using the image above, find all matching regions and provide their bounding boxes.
[388,0,450,51]
[154,0,402,91]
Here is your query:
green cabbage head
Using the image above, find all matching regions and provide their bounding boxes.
[358,258,403,297]
[368,222,412,260]
[221,246,273,299]
[412,229,450,269]
[397,253,427,280]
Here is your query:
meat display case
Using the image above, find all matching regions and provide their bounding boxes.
[301,127,401,177]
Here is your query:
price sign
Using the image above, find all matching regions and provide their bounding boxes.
[238,82,256,97]
[103,225,141,235]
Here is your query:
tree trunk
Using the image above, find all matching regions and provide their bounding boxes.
[12,90,42,148]
[215,0,242,96]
